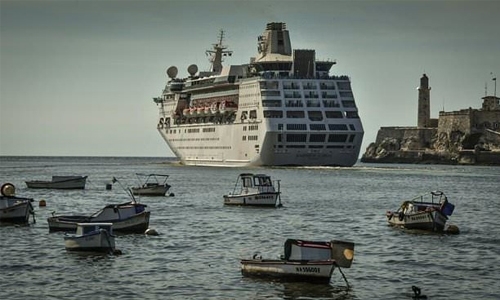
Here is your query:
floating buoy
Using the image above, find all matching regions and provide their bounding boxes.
[445,224,460,235]
[1,183,16,196]
[39,199,47,207]
[106,184,112,190]
[145,228,159,236]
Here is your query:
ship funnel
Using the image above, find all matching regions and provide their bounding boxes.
[187,64,198,76]
[166,66,178,79]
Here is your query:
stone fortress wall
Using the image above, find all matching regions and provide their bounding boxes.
[362,74,500,165]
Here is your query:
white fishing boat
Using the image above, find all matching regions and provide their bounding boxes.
[64,223,115,253]
[153,22,364,167]
[223,173,281,207]
[48,201,150,233]
[131,173,172,196]
[25,175,87,190]
[386,191,455,232]
[0,183,35,224]
[241,239,355,284]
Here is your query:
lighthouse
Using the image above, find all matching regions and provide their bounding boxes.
[417,74,431,128]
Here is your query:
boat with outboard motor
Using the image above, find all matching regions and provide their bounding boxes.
[241,239,355,284]
[0,183,35,224]
[386,191,455,232]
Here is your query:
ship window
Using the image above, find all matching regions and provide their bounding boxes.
[310,124,326,131]
[329,124,348,130]
[328,134,348,143]
[260,81,279,89]
[277,134,282,142]
[278,124,284,130]
[307,111,323,121]
[345,111,359,118]
[349,135,355,143]
[306,100,321,107]
[286,145,306,148]
[326,145,344,149]
[285,100,303,107]
[320,82,336,90]
[261,90,281,97]
[342,100,356,107]
[286,134,307,143]
[242,136,247,141]
[309,134,326,143]
[249,110,257,119]
[263,110,283,118]
[286,124,307,130]
[349,124,356,131]
[340,91,354,98]
[325,111,343,118]
[309,145,324,148]
[262,100,282,107]
[337,82,352,90]
[286,111,305,118]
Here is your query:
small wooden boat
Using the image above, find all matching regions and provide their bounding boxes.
[0,183,35,224]
[131,173,172,197]
[386,191,455,232]
[25,176,87,190]
[48,201,150,233]
[241,239,355,284]
[223,173,282,207]
[64,223,115,253]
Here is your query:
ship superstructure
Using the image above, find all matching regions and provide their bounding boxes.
[153,22,364,167]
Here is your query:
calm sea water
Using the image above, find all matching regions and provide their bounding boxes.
[0,156,499,300]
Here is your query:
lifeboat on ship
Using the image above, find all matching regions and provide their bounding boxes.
[204,105,211,116]
[196,106,205,116]
[210,102,219,115]
[189,106,197,116]
[220,101,238,114]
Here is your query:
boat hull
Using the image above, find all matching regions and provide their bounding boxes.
[26,176,87,190]
[64,230,115,252]
[48,211,150,233]
[223,192,279,207]
[131,185,170,196]
[387,210,448,232]
[0,197,34,224]
[240,259,336,283]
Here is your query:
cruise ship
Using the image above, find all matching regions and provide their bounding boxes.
[153,22,364,167]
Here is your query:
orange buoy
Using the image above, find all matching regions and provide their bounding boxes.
[39,199,47,207]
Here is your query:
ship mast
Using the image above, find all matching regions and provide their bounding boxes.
[205,29,232,73]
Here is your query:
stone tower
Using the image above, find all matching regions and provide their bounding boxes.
[417,73,431,128]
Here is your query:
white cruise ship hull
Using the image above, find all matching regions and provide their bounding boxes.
[158,121,362,167]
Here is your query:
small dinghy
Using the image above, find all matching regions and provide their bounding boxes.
[131,173,172,197]
[25,175,87,190]
[64,223,115,253]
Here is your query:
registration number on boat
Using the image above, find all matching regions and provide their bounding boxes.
[295,266,320,273]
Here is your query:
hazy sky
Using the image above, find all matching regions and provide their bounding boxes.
[1,0,499,157]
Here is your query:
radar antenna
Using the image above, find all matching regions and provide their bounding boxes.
[205,29,232,73]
